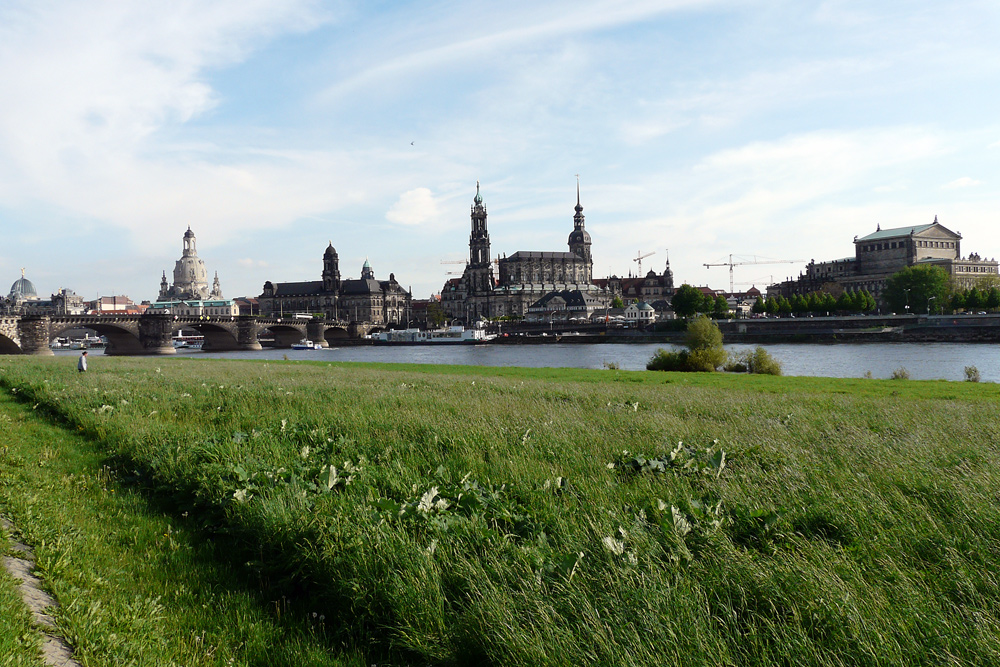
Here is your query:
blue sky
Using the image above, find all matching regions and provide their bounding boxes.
[1,0,998,302]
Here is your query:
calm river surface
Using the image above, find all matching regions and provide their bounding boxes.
[145,342,1000,382]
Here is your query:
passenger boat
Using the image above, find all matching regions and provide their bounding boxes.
[371,326,496,345]
[291,339,319,350]
[172,335,204,349]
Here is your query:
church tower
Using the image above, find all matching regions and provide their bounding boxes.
[322,242,341,291]
[467,181,494,294]
[567,179,593,281]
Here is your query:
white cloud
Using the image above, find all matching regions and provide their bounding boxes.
[237,258,269,268]
[386,188,440,226]
[943,177,982,189]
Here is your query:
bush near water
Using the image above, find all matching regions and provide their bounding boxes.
[2,357,1000,665]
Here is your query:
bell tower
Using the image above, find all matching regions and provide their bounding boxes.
[322,242,341,291]
[567,177,593,281]
[467,181,494,294]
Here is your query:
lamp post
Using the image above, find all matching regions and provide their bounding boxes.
[903,288,910,315]
[927,295,936,315]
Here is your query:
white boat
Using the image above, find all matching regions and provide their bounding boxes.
[291,339,319,350]
[172,335,205,349]
[372,326,496,345]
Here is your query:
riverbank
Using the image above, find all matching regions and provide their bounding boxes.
[488,313,1000,345]
[2,357,999,665]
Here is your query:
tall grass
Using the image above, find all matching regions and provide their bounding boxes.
[1,357,999,665]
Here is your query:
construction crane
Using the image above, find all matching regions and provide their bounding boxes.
[440,260,468,266]
[633,250,656,276]
[703,255,804,292]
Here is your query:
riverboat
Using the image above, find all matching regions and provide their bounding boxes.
[291,339,320,350]
[371,326,496,345]
[172,335,204,349]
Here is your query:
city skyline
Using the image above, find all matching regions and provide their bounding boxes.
[1,1,998,302]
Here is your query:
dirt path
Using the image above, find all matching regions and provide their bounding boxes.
[2,517,80,667]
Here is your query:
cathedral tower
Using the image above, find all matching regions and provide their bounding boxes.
[467,181,494,294]
[567,179,593,281]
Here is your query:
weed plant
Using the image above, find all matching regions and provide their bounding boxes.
[1,357,1000,665]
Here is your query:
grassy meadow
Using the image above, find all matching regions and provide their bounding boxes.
[1,356,999,666]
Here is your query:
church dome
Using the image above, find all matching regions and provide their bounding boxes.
[10,275,36,298]
[325,242,338,257]
[568,228,591,245]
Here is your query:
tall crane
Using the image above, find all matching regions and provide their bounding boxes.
[633,250,656,276]
[703,255,804,292]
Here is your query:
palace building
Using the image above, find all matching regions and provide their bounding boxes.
[258,244,411,325]
[441,182,611,322]
[770,217,998,298]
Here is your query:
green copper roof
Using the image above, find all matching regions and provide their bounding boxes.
[856,223,936,242]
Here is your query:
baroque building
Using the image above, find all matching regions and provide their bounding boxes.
[770,217,997,298]
[158,227,225,301]
[259,244,411,325]
[441,182,610,322]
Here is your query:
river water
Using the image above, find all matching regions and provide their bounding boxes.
[139,342,1000,382]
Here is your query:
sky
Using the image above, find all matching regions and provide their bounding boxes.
[1,0,998,302]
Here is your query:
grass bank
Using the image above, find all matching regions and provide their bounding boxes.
[1,356,999,665]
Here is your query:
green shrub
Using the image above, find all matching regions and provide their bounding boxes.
[891,367,910,380]
[646,348,689,371]
[964,365,981,382]
[725,347,781,375]
[648,316,727,372]
[686,314,723,351]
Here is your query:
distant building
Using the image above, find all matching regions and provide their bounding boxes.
[442,182,611,323]
[259,244,412,325]
[158,227,225,301]
[770,217,998,298]
[146,299,239,318]
[89,295,142,314]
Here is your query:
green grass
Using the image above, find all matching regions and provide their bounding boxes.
[0,389,369,666]
[0,356,999,665]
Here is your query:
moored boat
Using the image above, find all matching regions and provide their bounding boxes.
[371,326,496,345]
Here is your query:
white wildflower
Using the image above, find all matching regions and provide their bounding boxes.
[417,487,440,514]
[602,536,625,555]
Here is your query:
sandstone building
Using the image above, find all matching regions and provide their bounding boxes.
[771,217,998,298]
[442,182,611,322]
[259,244,411,325]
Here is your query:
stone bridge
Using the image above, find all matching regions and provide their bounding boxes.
[0,314,378,355]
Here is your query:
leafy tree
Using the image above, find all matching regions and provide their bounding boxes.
[835,292,851,313]
[797,294,811,315]
[765,297,778,315]
[426,302,447,328]
[806,292,821,314]
[965,287,983,310]
[987,287,1000,311]
[883,265,950,314]
[647,315,726,372]
[777,296,792,316]
[713,295,730,317]
[751,297,765,315]
[670,284,704,318]
[861,289,877,313]
[610,295,625,309]
[949,291,965,312]
[820,293,837,314]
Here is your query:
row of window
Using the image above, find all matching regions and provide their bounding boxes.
[955,265,997,273]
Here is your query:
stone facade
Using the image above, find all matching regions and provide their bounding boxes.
[772,217,998,298]
[158,228,225,301]
[442,182,611,323]
[259,245,411,325]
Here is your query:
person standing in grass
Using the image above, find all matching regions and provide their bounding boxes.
[77,350,87,373]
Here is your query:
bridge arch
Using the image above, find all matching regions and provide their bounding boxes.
[50,321,145,355]
[0,333,20,354]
